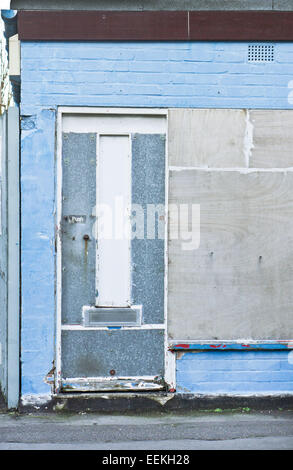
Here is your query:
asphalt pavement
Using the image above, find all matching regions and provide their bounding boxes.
[0,409,292,450]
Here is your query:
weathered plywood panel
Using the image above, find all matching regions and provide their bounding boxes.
[250,110,293,168]
[168,109,247,168]
[168,169,293,340]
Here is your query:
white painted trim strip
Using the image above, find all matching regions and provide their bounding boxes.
[164,111,176,392]
[59,107,168,116]
[55,108,63,393]
[63,375,160,382]
[169,166,293,173]
[61,324,165,331]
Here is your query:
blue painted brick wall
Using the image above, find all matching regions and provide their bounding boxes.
[21,41,293,114]
[177,351,293,394]
[20,109,56,396]
[20,41,293,396]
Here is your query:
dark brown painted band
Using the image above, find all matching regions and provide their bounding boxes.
[18,10,188,41]
[189,11,293,41]
[18,10,293,41]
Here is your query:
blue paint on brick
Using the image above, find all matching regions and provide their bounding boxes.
[20,40,293,395]
[21,41,293,115]
[177,351,293,394]
[21,109,56,396]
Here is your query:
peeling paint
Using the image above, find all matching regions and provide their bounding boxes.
[36,232,50,240]
[148,394,174,406]
[54,401,67,411]
[61,376,165,392]
[170,341,293,350]
[244,109,254,167]
[20,115,37,131]
[21,393,52,407]
[44,364,55,386]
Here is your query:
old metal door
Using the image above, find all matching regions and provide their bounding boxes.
[56,111,167,392]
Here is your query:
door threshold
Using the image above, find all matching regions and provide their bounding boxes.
[61,376,165,393]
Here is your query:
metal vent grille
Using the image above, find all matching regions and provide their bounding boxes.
[248,44,275,62]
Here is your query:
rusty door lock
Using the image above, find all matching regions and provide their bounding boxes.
[83,234,90,259]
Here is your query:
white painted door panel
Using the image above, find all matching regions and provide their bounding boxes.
[96,135,131,307]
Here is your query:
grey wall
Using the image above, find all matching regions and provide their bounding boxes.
[0,108,19,407]
[10,1,293,11]
[168,109,293,341]
[0,112,8,400]
[6,107,19,409]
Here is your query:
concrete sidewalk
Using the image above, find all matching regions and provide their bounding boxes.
[0,409,292,450]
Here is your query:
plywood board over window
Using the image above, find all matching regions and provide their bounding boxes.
[168,109,247,168]
[168,169,293,341]
[168,108,293,341]
[250,110,293,168]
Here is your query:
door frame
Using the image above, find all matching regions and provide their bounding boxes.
[55,107,175,393]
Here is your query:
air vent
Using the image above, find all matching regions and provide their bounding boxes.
[82,306,142,327]
[248,44,275,62]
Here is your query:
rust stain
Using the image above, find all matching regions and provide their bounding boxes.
[176,351,186,360]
